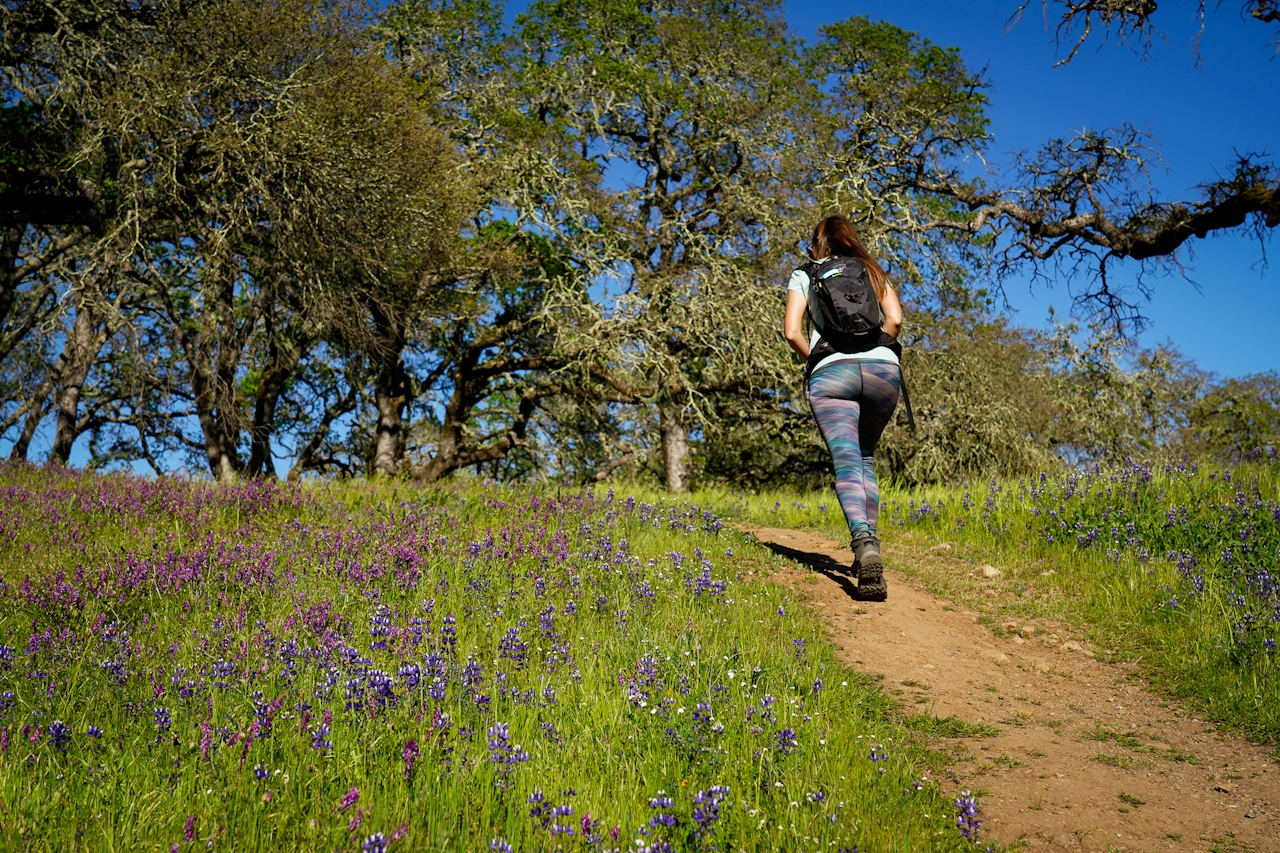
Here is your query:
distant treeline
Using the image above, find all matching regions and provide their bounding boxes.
[1,0,1276,489]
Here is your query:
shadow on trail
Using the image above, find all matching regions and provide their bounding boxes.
[755,539,867,601]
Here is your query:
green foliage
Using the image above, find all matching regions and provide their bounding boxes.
[877,310,1065,486]
[1183,372,1280,463]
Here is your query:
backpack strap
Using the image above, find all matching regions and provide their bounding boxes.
[884,339,916,432]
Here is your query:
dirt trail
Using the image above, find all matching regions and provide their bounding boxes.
[742,524,1280,853]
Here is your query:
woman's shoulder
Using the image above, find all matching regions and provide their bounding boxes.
[786,267,811,291]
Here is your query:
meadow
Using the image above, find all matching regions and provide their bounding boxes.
[717,454,1280,746]
[0,463,974,852]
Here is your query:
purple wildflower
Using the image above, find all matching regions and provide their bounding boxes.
[955,789,980,841]
[691,786,729,839]
[335,787,360,812]
[487,722,530,774]
[403,739,419,779]
[648,791,677,828]
[153,707,171,733]
[47,720,70,751]
[774,727,798,755]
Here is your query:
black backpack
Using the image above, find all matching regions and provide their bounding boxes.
[801,256,884,352]
[801,255,916,430]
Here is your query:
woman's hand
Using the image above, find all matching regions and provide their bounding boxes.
[783,290,809,359]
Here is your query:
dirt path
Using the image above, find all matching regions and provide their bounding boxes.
[741,525,1280,853]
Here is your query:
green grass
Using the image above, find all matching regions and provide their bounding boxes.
[901,714,1000,739]
[700,459,1280,746]
[1095,754,1137,768]
[1083,728,1145,750]
[0,466,974,851]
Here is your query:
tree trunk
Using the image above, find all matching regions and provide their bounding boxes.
[191,364,241,483]
[660,401,691,493]
[48,293,104,465]
[9,397,48,461]
[0,225,23,331]
[415,377,468,483]
[246,337,307,477]
[369,308,409,477]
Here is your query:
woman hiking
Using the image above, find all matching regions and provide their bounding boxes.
[782,215,904,600]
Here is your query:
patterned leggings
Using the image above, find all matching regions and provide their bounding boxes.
[807,360,901,541]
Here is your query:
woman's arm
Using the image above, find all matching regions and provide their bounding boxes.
[783,290,809,359]
[880,284,903,338]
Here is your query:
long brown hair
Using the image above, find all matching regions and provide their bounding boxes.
[807,215,890,301]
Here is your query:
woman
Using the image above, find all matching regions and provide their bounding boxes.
[782,215,903,600]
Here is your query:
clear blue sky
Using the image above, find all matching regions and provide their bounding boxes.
[782,0,1279,377]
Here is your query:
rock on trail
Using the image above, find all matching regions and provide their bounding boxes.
[741,524,1280,852]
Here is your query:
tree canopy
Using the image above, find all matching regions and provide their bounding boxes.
[0,0,1274,487]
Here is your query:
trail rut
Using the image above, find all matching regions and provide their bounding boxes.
[742,524,1280,852]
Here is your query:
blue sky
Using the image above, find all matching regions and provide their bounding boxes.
[782,0,1278,377]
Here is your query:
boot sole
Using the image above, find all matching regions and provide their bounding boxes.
[857,553,883,585]
[855,577,888,601]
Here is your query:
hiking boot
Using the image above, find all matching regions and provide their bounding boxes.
[855,574,888,602]
[852,536,883,585]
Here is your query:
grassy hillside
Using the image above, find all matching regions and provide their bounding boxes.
[0,464,973,852]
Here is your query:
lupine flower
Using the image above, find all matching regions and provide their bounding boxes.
[403,739,419,779]
[648,791,677,828]
[362,833,386,853]
[486,722,530,772]
[335,787,360,812]
[46,720,70,752]
[955,790,980,841]
[153,707,171,733]
[868,742,888,773]
[691,786,729,839]
[774,727,798,755]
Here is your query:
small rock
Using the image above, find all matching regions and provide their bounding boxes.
[1021,625,1036,637]
[1013,636,1026,644]
[1040,569,1057,576]
[1245,808,1257,818]
[981,649,1008,664]
[981,564,1002,578]
[1214,784,1233,795]
[930,542,953,554]
[1061,640,1082,652]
